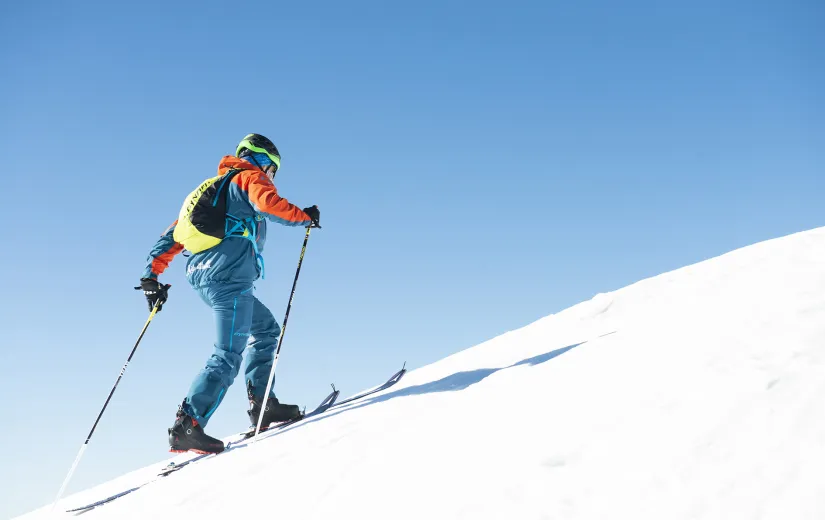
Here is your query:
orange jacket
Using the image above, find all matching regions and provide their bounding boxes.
[142,156,311,284]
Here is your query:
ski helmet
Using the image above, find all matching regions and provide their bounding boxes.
[236,134,281,174]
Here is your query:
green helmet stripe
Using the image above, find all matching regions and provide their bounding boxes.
[236,139,281,170]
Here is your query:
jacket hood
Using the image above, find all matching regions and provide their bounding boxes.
[218,155,261,174]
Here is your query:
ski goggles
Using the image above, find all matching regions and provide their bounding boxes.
[262,162,278,180]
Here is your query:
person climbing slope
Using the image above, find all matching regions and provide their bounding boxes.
[137,133,321,454]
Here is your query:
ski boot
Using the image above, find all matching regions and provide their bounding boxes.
[246,381,302,428]
[168,401,225,454]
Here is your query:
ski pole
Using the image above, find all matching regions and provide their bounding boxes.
[252,224,315,440]
[51,299,164,511]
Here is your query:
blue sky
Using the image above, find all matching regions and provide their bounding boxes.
[1,0,822,517]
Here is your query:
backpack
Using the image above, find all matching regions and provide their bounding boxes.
[172,168,244,254]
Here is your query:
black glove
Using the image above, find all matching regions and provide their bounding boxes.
[302,205,321,227]
[135,278,171,312]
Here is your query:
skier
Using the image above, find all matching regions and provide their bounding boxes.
[137,134,320,454]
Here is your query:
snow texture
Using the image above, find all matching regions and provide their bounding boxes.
[17,227,825,519]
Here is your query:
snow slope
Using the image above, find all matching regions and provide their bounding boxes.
[17,227,825,520]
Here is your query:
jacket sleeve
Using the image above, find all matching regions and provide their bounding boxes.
[235,169,312,227]
[141,221,184,280]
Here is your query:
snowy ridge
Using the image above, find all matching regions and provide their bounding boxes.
[18,227,825,519]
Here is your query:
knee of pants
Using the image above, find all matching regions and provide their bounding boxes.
[249,322,280,351]
[205,348,242,383]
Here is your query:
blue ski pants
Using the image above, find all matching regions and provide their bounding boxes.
[183,282,281,426]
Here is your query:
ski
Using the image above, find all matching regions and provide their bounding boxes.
[156,440,234,477]
[153,385,341,480]
[65,487,141,513]
[65,366,405,514]
[240,382,340,440]
[328,364,406,409]
[238,364,406,443]
[64,387,334,514]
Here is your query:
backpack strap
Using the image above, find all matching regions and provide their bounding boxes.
[207,167,268,279]
[211,168,243,207]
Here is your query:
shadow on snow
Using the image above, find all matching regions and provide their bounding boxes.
[258,341,585,441]
[373,341,585,399]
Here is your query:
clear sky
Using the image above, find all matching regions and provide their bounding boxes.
[1,0,822,517]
